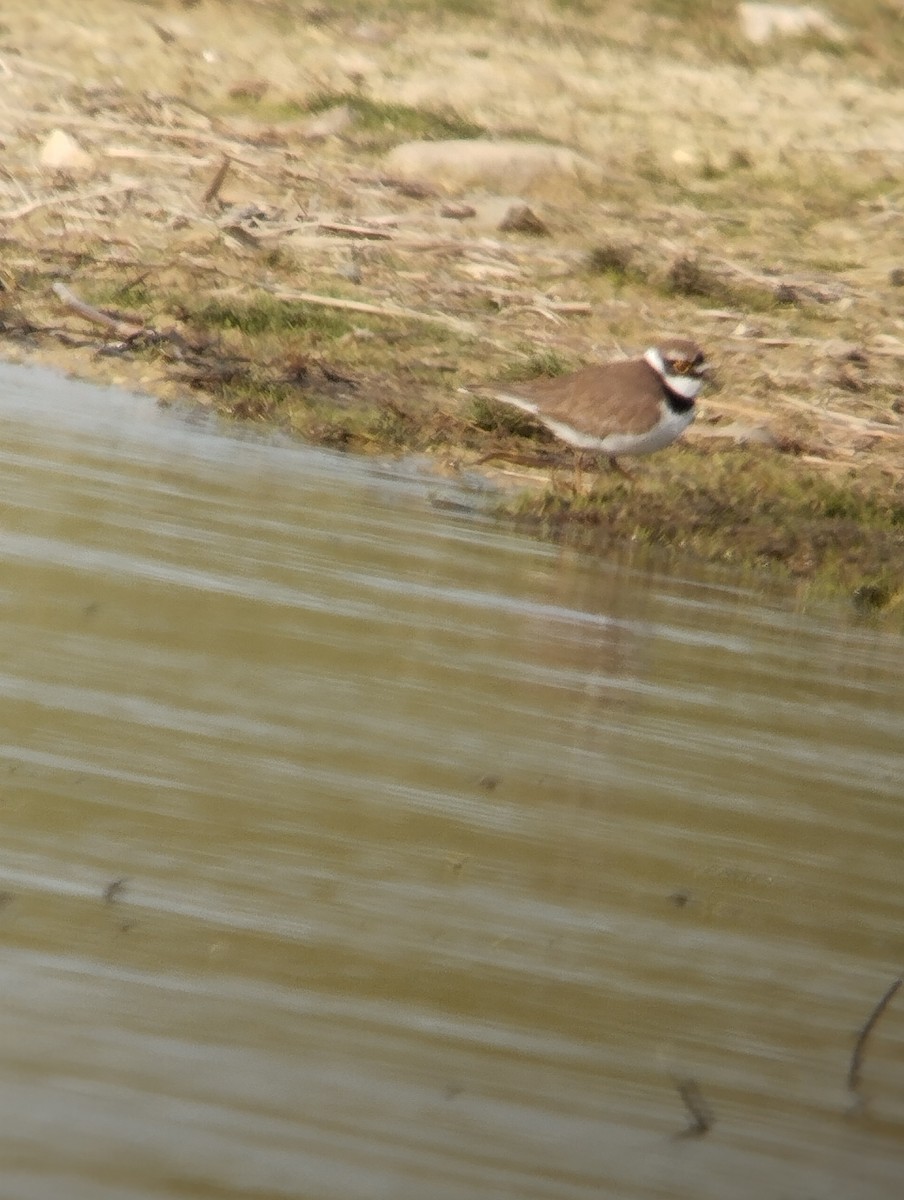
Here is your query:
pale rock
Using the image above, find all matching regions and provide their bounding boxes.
[738,3,846,45]
[820,338,866,362]
[732,321,764,338]
[39,129,94,171]
[383,139,604,194]
[439,201,477,220]
[352,22,391,44]
[452,196,535,231]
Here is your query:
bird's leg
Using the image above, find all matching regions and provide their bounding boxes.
[571,450,588,495]
[546,450,575,496]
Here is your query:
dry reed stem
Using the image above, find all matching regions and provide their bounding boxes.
[262,286,477,334]
[52,282,145,340]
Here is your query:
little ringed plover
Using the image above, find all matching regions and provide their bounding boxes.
[481,338,708,474]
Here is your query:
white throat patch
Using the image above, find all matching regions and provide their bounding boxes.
[644,347,703,400]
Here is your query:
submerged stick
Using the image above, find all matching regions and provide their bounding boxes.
[847,976,902,1099]
[674,1077,714,1138]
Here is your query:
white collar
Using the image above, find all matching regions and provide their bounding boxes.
[644,347,703,400]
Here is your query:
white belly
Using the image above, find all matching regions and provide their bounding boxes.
[544,403,695,456]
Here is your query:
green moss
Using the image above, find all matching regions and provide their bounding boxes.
[549,0,599,15]
[305,91,484,148]
[82,280,154,310]
[215,379,292,421]
[222,95,308,121]
[469,396,548,440]
[499,348,573,380]
[647,0,735,17]
[221,83,485,146]
[108,279,154,307]
[810,256,863,273]
[586,242,638,284]
[659,254,789,312]
[189,295,353,341]
[371,0,491,15]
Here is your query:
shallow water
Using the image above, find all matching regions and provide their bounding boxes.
[0,362,902,1200]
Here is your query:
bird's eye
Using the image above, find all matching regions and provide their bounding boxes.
[672,359,691,374]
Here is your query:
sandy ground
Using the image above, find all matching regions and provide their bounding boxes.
[1,0,903,592]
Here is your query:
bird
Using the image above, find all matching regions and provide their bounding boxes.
[478,337,709,477]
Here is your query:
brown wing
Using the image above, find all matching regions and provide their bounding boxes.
[495,359,665,437]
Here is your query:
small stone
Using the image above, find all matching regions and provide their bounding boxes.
[440,201,477,220]
[888,267,904,287]
[228,78,269,102]
[383,139,604,193]
[39,128,94,171]
[731,321,764,338]
[498,203,549,236]
[821,338,867,363]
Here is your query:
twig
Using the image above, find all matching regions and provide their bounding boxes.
[110,268,158,301]
[317,221,394,240]
[544,301,592,315]
[262,285,476,334]
[524,305,566,325]
[847,976,902,1099]
[472,447,566,469]
[52,281,145,339]
[0,180,141,223]
[471,284,590,314]
[103,877,128,904]
[782,395,903,435]
[711,256,853,304]
[105,147,211,166]
[202,155,231,206]
[673,1078,714,1138]
[350,172,439,199]
[1,55,78,81]
[0,107,274,157]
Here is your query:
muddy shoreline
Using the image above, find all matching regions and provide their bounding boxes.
[2,0,903,610]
